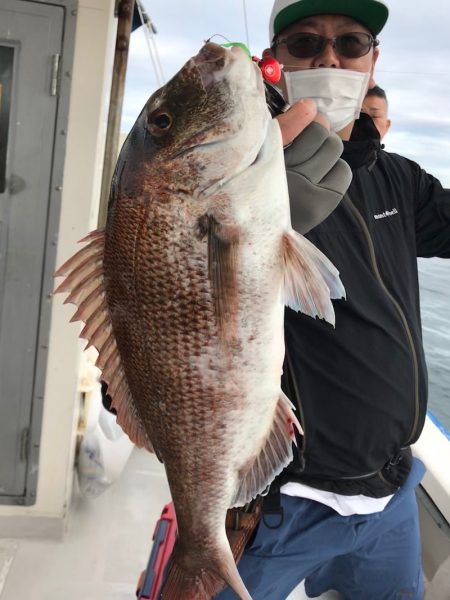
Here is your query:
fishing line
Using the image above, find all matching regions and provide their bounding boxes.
[242,0,250,49]
[206,34,233,44]
[376,69,448,76]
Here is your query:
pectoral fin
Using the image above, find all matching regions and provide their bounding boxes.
[282,230,345,326]
[198,214,240,343]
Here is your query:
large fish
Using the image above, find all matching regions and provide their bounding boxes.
[55,42,344,599]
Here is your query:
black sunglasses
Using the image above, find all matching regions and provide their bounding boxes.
[273,32,379,59]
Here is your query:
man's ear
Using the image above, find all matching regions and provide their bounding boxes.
[368,47,380,89]
[386,118,391,133]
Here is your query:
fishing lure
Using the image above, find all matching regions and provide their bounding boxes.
[220,40,289,117]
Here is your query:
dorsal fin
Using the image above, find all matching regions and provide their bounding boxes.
[54,229,154,453]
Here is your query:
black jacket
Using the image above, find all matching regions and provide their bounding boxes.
[281,114,450,497]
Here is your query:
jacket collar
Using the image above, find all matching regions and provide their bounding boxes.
[342,113,382,171]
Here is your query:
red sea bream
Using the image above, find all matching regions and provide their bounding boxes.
[55,42,345,599]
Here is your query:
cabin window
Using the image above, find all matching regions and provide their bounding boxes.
[0,46,14,194]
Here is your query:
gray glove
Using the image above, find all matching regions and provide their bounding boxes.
[284,122,352,234]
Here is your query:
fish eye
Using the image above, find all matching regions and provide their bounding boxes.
[148,110,173,136]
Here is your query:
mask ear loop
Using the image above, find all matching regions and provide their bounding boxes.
[281,64,323,70]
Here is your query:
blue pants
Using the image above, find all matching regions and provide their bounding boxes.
[216,458,425,600]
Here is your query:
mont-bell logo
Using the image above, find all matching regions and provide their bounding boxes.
[374,207,398,220]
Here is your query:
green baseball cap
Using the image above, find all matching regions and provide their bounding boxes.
[270,0,389,39]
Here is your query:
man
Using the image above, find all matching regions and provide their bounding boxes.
[362,84,391,139]
[217,0,450,598]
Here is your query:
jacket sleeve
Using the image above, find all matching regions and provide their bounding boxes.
[414,163,450,257]
[284,123,352,235]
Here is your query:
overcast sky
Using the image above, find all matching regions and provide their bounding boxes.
[122,0,450,185]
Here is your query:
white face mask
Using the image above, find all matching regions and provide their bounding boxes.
[283,68,371,132]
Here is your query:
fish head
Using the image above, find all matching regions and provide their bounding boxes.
[110,42,270,205]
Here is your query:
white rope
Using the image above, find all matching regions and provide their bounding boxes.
[136,0,165,86]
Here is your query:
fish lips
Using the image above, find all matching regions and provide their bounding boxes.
[192,41,263,93]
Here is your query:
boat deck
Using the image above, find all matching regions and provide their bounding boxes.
[0,448,342,599]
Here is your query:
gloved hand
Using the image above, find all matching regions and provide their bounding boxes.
[284,122,352,234]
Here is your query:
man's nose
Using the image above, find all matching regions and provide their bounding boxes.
[313,39,340,68]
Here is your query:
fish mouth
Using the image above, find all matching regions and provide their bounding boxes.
[192,42,247,88]
[194,42,229,68]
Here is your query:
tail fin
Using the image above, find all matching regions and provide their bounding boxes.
[161,540,252,600]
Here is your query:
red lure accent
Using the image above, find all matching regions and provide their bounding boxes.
[252,55,282,85]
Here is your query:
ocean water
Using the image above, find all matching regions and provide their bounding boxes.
[418,257,450,436]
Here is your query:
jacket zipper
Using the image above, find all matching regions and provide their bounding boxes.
[377,467,401,491]
[285,342,403,484]
[344,193,420,445]
[286,345,374,479]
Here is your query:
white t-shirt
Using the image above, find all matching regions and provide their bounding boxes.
[280,482,394,516]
